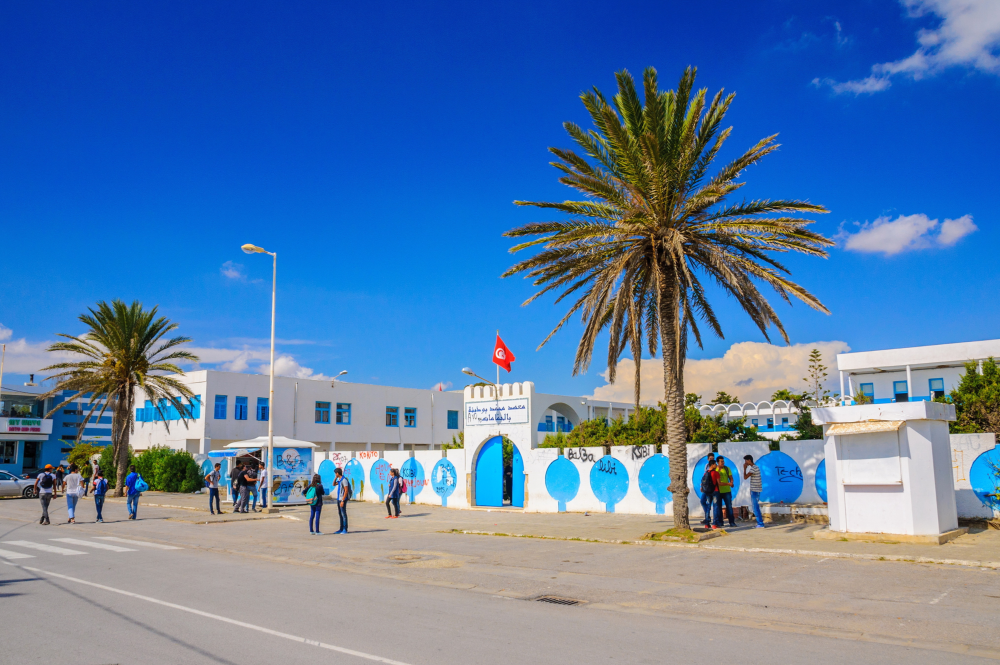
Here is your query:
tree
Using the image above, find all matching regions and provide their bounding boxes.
[803,348,831,404]
[949,358,1000,436]
[684,393,701,407]
[41,300,199,496]
[67,442,102,477]
[713,391,739,405]
[770,388,807,407]
[503,67,832,529]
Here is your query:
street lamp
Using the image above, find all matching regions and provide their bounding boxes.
[330,370,347,388]
[462,367,495,386]
[242,243,278,513]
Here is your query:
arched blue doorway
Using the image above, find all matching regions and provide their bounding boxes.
[475,436,525,508]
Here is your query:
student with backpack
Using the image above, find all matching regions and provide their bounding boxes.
[385,468,402,519]
[715,456,737,528]
[34,464,57,525]
[64,464,84,524]
[699,459,719,529]
[334,467,351,534]
[306,474,324,535]
[92,469,108,523]
[125,465,143,520]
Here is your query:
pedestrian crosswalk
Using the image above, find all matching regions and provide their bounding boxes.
[0,537,182,560]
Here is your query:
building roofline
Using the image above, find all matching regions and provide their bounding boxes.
[837,339,1000,373]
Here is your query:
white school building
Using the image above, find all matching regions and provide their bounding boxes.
[837,339,1000,404]
[132,370,633,454]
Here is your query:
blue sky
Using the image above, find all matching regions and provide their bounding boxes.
[1,0,998,402]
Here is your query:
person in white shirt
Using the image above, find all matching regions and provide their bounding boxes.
[34,464,58,525]
[63,464,84,524]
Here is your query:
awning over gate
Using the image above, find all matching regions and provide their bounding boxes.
[826,420,904,436]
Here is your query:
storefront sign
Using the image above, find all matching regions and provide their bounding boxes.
[465,398,529,426]
[0,418,51,434]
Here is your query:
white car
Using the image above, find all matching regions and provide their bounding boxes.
[0,470,36,498]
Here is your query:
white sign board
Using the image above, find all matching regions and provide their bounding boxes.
[465,398,529,426]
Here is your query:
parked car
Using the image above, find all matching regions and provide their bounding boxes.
[0,470,36,498]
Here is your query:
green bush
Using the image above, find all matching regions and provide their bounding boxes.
[132,446,203,493]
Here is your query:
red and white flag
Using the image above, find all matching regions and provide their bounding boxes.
[492,333,516,373]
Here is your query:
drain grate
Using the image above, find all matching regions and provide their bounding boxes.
[535,596,583,606]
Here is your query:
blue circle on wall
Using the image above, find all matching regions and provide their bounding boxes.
[343,459,364,501]
[401,457,425,502]
[757,451,804,504]
[969,449,1000,511]
[545,456,580,512]
[318,459,336,496]
[691,455,741,499]
[815,459,828,503]
[638,454,672,514]
[431,458,458,506]
[590,456,629,512]
[370,459,392,501]
[200,459,214,479]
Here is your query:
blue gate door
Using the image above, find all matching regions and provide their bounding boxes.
[475,436,503,507]
[512,444,524,508]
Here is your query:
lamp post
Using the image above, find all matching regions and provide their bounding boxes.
[330,370,348,388]
[462,367,496,389]
[242,243,278,513]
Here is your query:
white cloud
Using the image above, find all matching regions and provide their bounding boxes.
[820,0,1000,94]
[591,341,850,404]
[431,381,453,391]
[220,261,246,280]
[259,355,330,381]
[838,213,977,255]
[0,324,12,341]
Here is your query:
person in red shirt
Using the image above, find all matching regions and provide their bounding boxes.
[699,459,720,529]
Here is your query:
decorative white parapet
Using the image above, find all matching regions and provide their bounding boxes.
[811,401,966,544]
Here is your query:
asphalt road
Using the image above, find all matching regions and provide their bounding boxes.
[1,496,998,665]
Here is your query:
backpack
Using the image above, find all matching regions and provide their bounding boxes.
[135,475,149,493]
[39,473,54,490]
[342,478,353,501]
[305,486,318,506]
[94,478,108,496]
[399,478,407,494]
[700,469,715,495]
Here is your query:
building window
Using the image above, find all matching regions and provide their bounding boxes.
[235,397,248,420]
[404,407,417,428]
[214,395,227,420]
[135,408,144,423]
[257,398,269,422]
[860,383,874,401]
[447,410,458,429]
[386,407,398,427]
[781,417,789,427]
[751,419,758,427]
[893,381,909,403]
[316,402,331,424]
[336,403,351,425]
[0,442,17,464]
[766,418,774,429]
[929,378,945,399]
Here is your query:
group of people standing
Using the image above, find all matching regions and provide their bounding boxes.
[202,460,270,515]
[34,461,141,524]
[699,453,766,530]
[306,467,352,535]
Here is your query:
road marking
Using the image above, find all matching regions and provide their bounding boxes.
[19,565,413,665]
[93,537,181,550]
[0,548,35,560]
[51,538,136,552]
[3,541,86,555]
[929,589,951,605]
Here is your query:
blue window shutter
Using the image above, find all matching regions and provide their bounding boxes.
[214,395,227,419]
[447,410,458,429]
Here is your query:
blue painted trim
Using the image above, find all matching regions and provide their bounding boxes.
[336,403,351,425]
[404,407,417,428]
[385,406,398,427]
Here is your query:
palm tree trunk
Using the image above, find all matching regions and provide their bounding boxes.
[113,392,131,496]
[657,280,691,530]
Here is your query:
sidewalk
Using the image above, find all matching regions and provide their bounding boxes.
[110,492,1000,567]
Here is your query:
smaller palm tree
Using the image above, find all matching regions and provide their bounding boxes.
[41,300,199,495]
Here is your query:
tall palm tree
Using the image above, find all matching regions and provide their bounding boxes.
[40,300,199,495]
[503,67,833,529]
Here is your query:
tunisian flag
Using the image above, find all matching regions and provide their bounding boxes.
[492,333,516,373]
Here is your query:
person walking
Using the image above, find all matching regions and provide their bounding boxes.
[334,467,350,534]
[54,464,65,493]
[743,454,766,528]
[92,469,108,523]
[64,464,84,524]
[230,461,243,508]
[81,461,91,497]
[34,464,57,525]
[125,465,140,520]
[245,462,260,512]
[715,456,737,528]
[699,459,719,529]
[385,468,402,519]
[205,462,223,515]
[306,474,324,535]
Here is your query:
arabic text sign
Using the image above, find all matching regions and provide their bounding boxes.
[465,398,529,426]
